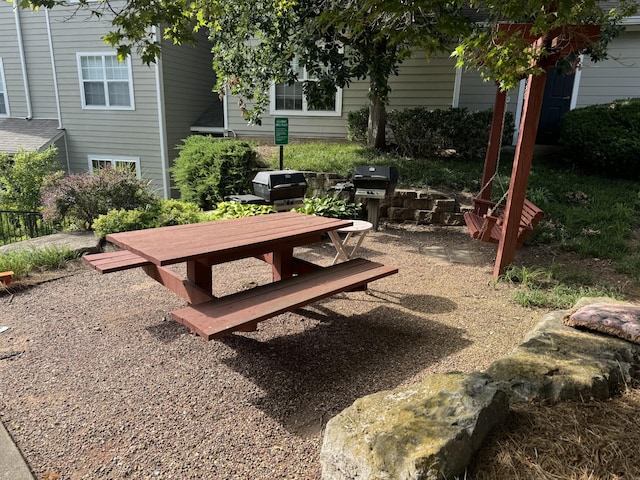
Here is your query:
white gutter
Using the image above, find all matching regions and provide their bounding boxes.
[45,8,63,129]
[14,5,33,119]
[152,27,171,199]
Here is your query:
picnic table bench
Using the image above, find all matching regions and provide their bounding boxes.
[83,213,398,340]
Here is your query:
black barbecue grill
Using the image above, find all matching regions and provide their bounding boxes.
[352,165,398,230]
[352,165,398,199]
[252,170,308,211]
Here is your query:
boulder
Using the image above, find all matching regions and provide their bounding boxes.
[320,298,640,479]
[487,297,640,404]
[320,372,508,480]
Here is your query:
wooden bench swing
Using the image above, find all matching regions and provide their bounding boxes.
[462,88,544,249]
[464,196,544,249]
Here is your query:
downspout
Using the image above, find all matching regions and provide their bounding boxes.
[223,85,229,136]
[14,5,33,120]
[45,8,70,172]
[512,78,526,145]
[452,67,462,108]
[152,26,171,199]
[569,54,584,111]
[45,9,63,129]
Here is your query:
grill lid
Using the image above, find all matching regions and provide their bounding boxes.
[252,170,307,189]
[352,165,398,182]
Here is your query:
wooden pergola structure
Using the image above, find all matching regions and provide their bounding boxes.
[479,23,601,278]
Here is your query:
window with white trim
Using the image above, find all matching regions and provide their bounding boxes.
[77,53,134,110]
[269,57,342,116]
[0,58,9,117]
[89,155,141,178]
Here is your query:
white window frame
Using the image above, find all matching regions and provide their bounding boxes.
[88,155,141,178]
[269,60,342,117]
[0,58,9,117]
[77,52,135,110]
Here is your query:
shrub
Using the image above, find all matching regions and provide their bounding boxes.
[41,168,157,230]
[559,98,640,178]
[293,195,362,219]
[387,107,515,160]
[92,199,206,238]
[0,146,62,211]
[346,106,369,143]
[207,201,275,220]
[92,200,276,238]
[172,137,260,210]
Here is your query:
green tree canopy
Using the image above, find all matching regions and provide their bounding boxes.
[454,0,639,90]
[16,0,470,149]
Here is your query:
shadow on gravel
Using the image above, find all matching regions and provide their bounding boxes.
[219,301,470,437]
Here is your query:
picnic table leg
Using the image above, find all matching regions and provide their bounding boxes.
[187,259,213,294]
[271,248,294,281]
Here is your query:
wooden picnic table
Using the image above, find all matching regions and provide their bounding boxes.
[84,212,398,340]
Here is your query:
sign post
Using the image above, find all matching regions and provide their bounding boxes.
[274,117,289,170]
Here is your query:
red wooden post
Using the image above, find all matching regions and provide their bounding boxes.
[187,259,213,294]
[272,248,295,281]
[493,71,547,278]
[478,87,508,215]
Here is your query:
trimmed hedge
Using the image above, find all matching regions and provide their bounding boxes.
[172,137,260,210]
[346,106,369,143]
[559,98,640,178]
[387,107,515,160]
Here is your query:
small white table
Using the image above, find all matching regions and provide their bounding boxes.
[327,220,373,265]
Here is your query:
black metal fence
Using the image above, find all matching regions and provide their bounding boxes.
[0,210,63,246]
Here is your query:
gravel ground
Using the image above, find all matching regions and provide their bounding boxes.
[1,224,555,479]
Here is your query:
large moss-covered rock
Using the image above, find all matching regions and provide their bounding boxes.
[320,372,508,480]
[320,298,640,479]
[486,297,640,404]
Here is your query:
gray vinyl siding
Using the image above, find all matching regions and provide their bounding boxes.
[16,8,58,119]
[161,33,219,161]
[226,51,458,140]
[44,7,165,194]
[457,69,520,114]
[0,4,28,117]
[575,29,640,107]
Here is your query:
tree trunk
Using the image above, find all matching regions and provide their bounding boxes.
[368,92,386,150]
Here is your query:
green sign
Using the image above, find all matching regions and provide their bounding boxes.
[274,117,289,145]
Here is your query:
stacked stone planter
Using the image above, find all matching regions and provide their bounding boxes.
[380,189,466,226]
[301,172,468,227]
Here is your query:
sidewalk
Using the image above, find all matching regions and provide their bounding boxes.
[0,420,35,480]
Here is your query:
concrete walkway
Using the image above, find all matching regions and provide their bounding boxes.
[1,231,101,479]
[0,421,34,480]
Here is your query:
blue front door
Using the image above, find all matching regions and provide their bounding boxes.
[537,67,575,145]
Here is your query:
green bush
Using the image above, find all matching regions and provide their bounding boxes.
[41,168,157,230]
[92,200,276,238]
[293,195,362,219]
[92,199,205,238]
[559,98,640,178]
[346,106,369,143]
[207,201,275,220]
[172,137,260,210]
[0,146,62,211]
[387,107,515,160]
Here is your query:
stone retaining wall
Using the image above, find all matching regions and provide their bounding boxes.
[302,172,468,227]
